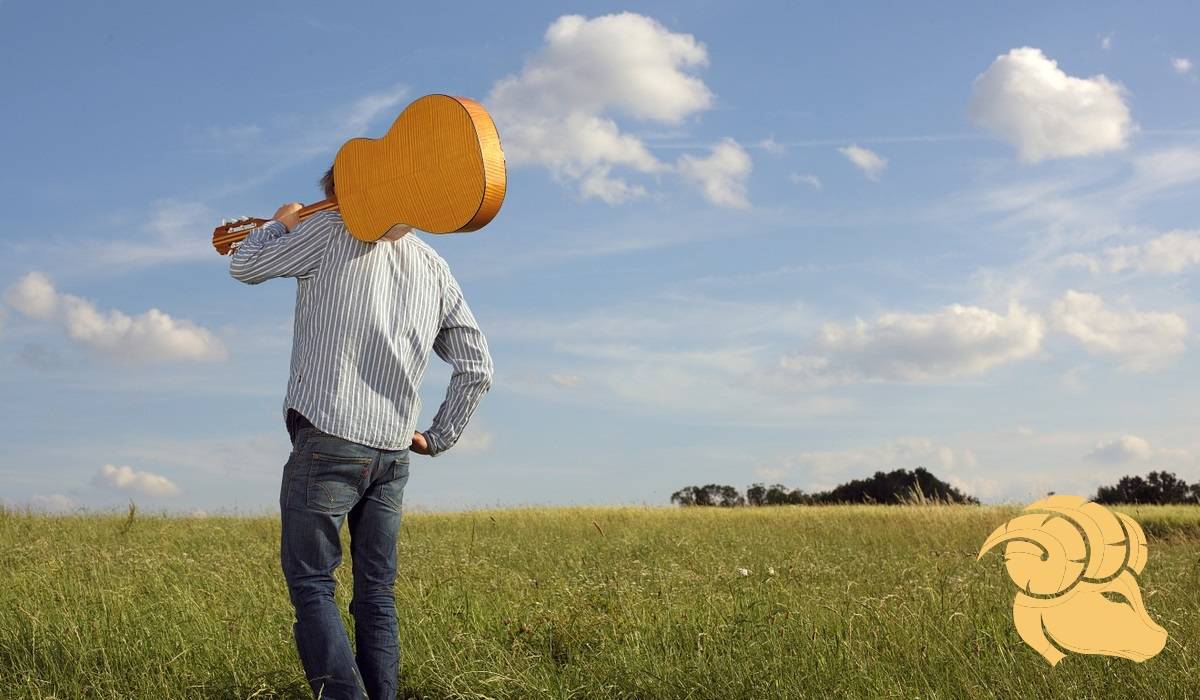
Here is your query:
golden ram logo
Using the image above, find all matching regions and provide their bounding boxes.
[978,495,1167,665]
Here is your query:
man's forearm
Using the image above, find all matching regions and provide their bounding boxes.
[422,364,492,457]
[229,212,331,284]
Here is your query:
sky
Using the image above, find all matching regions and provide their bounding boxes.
[1,1,1199,513]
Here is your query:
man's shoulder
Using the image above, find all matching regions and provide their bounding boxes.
[293,210,344,240]
[308,210,346,229]
[403,234,452,273]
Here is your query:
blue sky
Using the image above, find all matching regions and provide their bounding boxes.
[2,2,1198,512]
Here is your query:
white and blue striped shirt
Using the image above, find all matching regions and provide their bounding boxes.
[230,211,493,455]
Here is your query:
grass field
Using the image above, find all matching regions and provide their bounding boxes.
[2,503,1199,699]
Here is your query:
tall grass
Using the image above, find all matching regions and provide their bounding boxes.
[1,504,1198,698]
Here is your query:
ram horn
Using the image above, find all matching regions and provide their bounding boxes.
[1027,495,1133,581]
[979,495,1138,595]
[978,509,1088,596]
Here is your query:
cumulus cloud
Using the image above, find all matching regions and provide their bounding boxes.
[1057,230,1200,275]
[677,138,752,208]
[93,464,181,498]
[1174,57,1194,75]
[1051,290,1187,370]
[790,172,823,190]
[487,13,747,205]
[969,47,1134,162]
[775,437,980,492]
[4,272,227,362]
[838,144,887,180]
[5,271,58,320]
[778,302,1044,384]
[1086,435,1154,464]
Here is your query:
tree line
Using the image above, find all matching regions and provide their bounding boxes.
[671,467,979,507]
[671,468,1200,507]
[1092,470,1200,505]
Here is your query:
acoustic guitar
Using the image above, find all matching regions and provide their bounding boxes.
[212,94,505,255]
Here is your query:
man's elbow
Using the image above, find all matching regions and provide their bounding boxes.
[229,261,263,285]
[472,366,494,392]
[481,356,495,390]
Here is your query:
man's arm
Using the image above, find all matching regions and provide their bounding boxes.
[229,203,334,284]
[420,273,494,457]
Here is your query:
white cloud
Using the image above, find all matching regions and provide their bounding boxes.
[774,437,980,492]
[491,294,850,425]
[1051,290,1187,370]
[790,172,823,190]
[487,13,727,204]
[1086,435,1154,464]
[549,373,585,388]
[677,138,752,208]
[5,271,58,320]
[29,494,77,512]
[89,200,219,268]
[968,47,1134,162]
[758,137,786,156]
[1135,146,1200,188]
[778,302,1044,384]
[753,467,788,481]
[93,464,181,498]
[1174,57,1194,75]
[838,144,887,180]
[1100,33,1114,51]
[4,272,227,363]
[1057,230,1200,275]
[453,430,495,454]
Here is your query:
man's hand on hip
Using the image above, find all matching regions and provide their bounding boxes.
[273,202,303,231]
[410,431,431,455]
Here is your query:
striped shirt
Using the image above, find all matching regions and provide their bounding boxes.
[229,211,493,455]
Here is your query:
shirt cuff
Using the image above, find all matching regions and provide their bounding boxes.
[421,429,445,457]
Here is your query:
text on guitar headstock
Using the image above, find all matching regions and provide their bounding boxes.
[212,216,269,255]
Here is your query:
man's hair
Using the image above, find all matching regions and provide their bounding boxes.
[319,165,336,200]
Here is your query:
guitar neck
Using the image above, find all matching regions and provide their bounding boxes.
[211,198,339,255]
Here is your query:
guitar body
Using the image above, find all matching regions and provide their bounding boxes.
[336,94,506,240]
[212,94,505,254]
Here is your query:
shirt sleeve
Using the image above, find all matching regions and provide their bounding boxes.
[422,273,494,457]
[229,214,335,284]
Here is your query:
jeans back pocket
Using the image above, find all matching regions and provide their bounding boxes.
[306,452,373,514]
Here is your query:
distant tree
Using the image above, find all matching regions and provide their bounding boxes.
[1095,471,1198,505]
[670,486,700,507]
[671,484,744,507]
[813,467,978,505]
[764,483,794,505]
[747,483,766,507]
[710,484,745,507]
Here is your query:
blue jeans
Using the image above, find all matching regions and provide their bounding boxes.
[280,420,410,700]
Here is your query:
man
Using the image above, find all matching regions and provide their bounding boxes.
[229,168,494,699]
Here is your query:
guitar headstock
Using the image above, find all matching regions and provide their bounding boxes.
[212,216,268,255]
